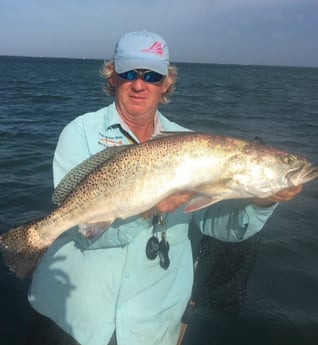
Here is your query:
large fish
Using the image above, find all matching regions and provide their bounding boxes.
[1,132,317,279]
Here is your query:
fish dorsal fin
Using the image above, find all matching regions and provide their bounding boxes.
[52,145,131,205]
[253,136,266,146]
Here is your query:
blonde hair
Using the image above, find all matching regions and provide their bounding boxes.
[100,60,177,104]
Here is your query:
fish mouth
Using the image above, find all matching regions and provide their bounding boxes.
[286,163,318,186]
[302,165,318,183]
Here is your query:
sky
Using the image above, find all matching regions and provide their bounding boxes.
[1,0,317,67]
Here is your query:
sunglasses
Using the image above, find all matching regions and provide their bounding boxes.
[117,69,164,84]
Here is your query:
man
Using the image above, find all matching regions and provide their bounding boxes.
[27,31,301,345]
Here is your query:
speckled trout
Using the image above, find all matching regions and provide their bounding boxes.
[1,132,318,279]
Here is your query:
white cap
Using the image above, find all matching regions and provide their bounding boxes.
[113,31,169,76]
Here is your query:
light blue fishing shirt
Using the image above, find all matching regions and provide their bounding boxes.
[28,103,276,345]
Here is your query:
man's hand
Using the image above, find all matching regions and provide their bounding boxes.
[252,185,303,207]
[140,192,194,219]
[156,191,195,213]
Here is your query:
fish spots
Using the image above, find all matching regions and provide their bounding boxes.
[0,223,44,253]
[26,226,45,251]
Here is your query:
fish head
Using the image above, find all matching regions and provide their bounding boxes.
[283,158,318,186]
[228,144,318,197]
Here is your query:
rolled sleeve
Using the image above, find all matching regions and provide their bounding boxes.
[194,199,277,242]
[242,203,277,239]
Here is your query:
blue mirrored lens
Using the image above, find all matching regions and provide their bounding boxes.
[118,70,163,83]
[143,71,163,83]
[122,70,138,81]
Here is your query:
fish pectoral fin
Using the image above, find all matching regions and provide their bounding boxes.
[183,179,234,212]
[193,179,233,195]
[183,195,221,213]
[78,221,112,240]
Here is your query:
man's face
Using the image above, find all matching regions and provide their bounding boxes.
[110,70,171,120]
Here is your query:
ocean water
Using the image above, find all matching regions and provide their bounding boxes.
[0,56,318,345]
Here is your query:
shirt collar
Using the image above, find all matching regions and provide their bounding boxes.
[105,102,163,143]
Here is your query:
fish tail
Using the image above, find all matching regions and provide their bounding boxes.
[0,223,47,279]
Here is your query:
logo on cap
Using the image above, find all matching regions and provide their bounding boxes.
[141,42,163,56]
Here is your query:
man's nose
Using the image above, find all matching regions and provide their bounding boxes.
[131,77,146,90]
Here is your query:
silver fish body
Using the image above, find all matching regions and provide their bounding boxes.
[1,132,317,278]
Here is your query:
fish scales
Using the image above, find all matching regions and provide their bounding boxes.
[0,132,317,279]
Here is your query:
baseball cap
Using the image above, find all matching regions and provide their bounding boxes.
[113,31,169,76]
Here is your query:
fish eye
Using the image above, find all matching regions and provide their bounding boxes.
[283,155,295,164]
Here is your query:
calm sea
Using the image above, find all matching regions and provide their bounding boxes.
[0,56,317,345]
